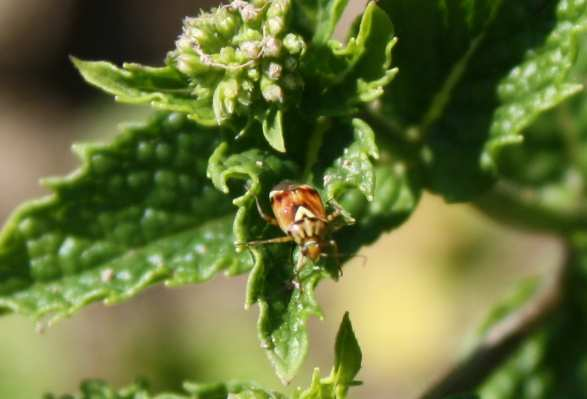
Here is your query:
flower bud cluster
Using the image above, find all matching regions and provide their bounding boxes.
[169,0,306,124]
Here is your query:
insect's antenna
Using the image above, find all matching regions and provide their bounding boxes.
[350,253,368,268]
[322,252,368,267]
[234,235,294,250]
[326,198,356,226]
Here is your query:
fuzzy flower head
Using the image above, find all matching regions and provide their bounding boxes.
[169,0,306,125]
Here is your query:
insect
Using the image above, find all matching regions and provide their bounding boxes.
[237,181,351,284]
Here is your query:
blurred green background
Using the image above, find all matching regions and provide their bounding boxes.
[0,1,563,398]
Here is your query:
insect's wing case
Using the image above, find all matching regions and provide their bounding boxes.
[294,185,327,220]
[270,184,326,232]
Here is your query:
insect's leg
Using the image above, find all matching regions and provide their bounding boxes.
[294,250,306,273]
[326,208,341,223]
[327,239,343,278]
[235,235,293,249]
[255,196,279,226]
[291,253,306,291]
[326,199,355,228]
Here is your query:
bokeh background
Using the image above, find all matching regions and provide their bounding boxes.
[0,1,563,398]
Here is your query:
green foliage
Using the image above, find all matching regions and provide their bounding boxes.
[2,0,404,385]
[73,1,397,154]
[375,0,587,201]
[48,314,362,399]
[284,311,364,399]
[478,242,587,398]
[474,278,539,338]
[0,113,252,324]
[206,116,395,383]
[332,312,362,394]
[323,119,379,202]
[46,379,287,399]
[476,31,587,233]
[301,2,398,116]
[2,0,587,396]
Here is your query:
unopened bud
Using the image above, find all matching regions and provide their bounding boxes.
[219,46,236,63]
[238,90,253,106]
[266,17,284,35]
[240,41,261,59]
[240,4,259,21]
[268,62,283,80]
[263,37,282,58]
[223,79,239,99]
[188,27,207,42]
[215,12,238,37]
[247,67,260,81]
[267,0,288,18]
[241,79,254,92]
[283,33,305,55]
[262,83,283,103]
[175,54,204,75]
[193,85,210,98]
[176,56,194,75]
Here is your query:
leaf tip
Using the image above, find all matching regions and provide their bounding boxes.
[333,311,362,385]
[39,176,60,190]
[69,55,84,68]
[262,108,286,153]
[71,143,89,158]
[69,56,94,77]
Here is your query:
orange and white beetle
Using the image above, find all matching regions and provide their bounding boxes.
[238,180,351,281]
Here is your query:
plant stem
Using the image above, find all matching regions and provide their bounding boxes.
[475,181,587,234]
[417,247,568,399]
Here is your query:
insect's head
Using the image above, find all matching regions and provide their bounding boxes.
[302,239,322,261]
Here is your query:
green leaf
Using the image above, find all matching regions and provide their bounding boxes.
[183,381,287,399]
[302,3,398,116]
[71,58,217,126]
[206,143,296,202]
[28,3,407,385]
[336,161,422,253]
[378,0,502,124]
[0,113,253,324]
[476,34,587,233]
[376,0,587,201]
[478,241,587,398]
[47,379,287,399]
[294,313,363,399]
[482,1,587,172]
[253,156,418,384]
[257,268,325,385]
[207,141,315,384]
[295,368,336,399]
[74,1,310,150]
[342,3,398,100]
[323,118,379,202]
[45,379,153,399]
[263,108,286,153]
[207,115,419,382]
[474,278,540,339]
[333,312,362,388]
[208,143,319,383]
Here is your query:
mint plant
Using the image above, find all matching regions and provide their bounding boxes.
[1,0,587,397]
